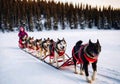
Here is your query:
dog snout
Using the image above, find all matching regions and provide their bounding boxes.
[62,46,65,50]
[60,46,65,50]
[92,53,98,57]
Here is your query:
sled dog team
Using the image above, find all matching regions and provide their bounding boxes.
[18,27,101,83]
[19,36,67,66]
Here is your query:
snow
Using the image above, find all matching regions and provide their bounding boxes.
[0,30,120,84]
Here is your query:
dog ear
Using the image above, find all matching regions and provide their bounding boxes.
[47,37,50,40]
[57,38,60,41]
[62,38,66,42]
[97,39,101,52]
[97,39,100,45]
[62,38,65,40]
[97,39,101,47]
[89,39,92,44]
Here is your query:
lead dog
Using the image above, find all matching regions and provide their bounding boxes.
[72,40,101,83]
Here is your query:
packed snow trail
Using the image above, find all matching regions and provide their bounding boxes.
[0,30,120,84]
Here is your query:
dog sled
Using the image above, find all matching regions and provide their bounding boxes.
[19,45,74,69]
[42,51,74,69]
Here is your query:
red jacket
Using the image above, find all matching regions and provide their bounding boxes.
[18,27,28,40]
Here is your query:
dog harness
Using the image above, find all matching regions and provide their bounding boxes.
[56,49,65,56]
[72,44,98,64]
[49,44,65,59]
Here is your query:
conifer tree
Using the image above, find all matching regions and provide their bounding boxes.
[0,0,120,32]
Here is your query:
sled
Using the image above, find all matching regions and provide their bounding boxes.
[19,42,75,69]
[42,53,74,69]
[20,47,75,69]
[18,41,24,49]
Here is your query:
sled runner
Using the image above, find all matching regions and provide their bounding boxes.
[19,46,74,69]
[42,53,74,68]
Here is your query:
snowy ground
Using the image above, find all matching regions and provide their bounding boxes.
[0,30,120,84]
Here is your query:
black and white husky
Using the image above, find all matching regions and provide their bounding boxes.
[52,38,67,67]
[40,38,51,59]
[72,40,101,83]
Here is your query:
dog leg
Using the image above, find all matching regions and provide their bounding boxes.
[37,49,41,58]
[54,51,59,67]
[63,55,65,63]
[52,56,55,64]
[44,50,46,57]
[80,64,84,75]
[92,61,97,81]
[83,63,92,83]
[74,65,78,74]
[73,58,78,74]
[37,52,40,57]
[42,49,46,59]
[86,76,92,83]
[80,70,84,75]
[47,47,50,55]
[40,49,44,59]
[38,50,41,59]
[52,51,57,66]
[49,56,52,64]
[92,71,96,81]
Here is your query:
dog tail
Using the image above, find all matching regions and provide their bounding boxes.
[75,40,83,47]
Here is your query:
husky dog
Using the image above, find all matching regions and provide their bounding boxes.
[52,38,67,67]
[34,39,42,50]
[41,38,51,59]
[26,37,35,52]
[34,39,42,57]
[72,40,101,83]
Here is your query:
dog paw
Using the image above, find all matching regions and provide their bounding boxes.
[74,71,78,74]
[80,72,84,75]
[49,62,52,64]
[91,76,96,81]
[87,79,92,83]
[86,77,92,83]
[80,71,84,75]
[56,65,59,68]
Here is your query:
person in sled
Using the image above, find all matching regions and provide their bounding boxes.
[18,26,28,48]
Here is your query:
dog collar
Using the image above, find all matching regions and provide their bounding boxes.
[58,50,65,56]
[84,53,97,63]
